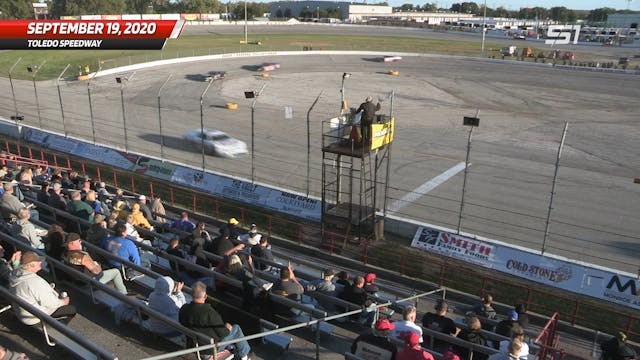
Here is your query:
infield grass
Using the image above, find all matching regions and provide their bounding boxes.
[1,33,513,80]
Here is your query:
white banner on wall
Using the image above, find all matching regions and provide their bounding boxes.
[412,227,640,310]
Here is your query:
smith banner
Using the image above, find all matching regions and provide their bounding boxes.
[0,20,185,50]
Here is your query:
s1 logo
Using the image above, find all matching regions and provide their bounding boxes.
[545,25,581,45]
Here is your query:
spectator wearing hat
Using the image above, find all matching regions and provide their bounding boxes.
[601,332,637,360]
[421,299,460,352]
[397,332,434,360]
[63,233,128,294]
[351,318,397,360]
[306,268,337,294]
[48,182,68,212]
[364,272,380,296]
[101,223,141,268]
[136,195,152,220]
[221,217,241,241]
[96,182,111,201]
[495,310,520,341]
[392,305,423,344]
[171,211,196,233]
[238,223,258,243]
[9,251,77,325]
[498,324,529,360]
[250,236,274,271]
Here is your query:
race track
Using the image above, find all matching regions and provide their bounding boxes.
[1,27,639,273]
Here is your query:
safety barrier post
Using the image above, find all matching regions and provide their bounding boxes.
[27,146,32,159]
[149,182,154,199]
[113,170,118,187]
[130,176,135,194]
[52,153,58,167]
[16,144,21,157]
[240,208,246,226]
[571,300,580,326]
[66,157,70,169]
[40,150,44,162]
[363,241,369,265]
[400,250,405,275]
[96,167,101,183]
[170,188,174,206]
[525,288,532,312]
[438,263,446,287]
[296,223,302,245]
[192,192,196,212]
[81,161,86,176]
[481,277,488,295]
[267,215,273,237]
[4,140,8,153]
[214,200,219,219]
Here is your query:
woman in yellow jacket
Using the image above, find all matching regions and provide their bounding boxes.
[131,203,152,230]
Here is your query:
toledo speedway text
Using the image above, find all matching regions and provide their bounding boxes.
[27,39,103,48]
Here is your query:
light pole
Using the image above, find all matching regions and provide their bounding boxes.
[116,71,136,152]
[8,57,22,119]
[457,111,480,234]
[56,64,70,136]
[244,83,266,183]
[481,0,487,52]
[200,78,215,172]
[87,73,96,144]
[157,73,172,161]
[27,60,46,129]
[306,91,323,196]
[340,72,351,114]
[244,1,248,44]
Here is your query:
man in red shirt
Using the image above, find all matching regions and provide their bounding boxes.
[397,332,434,360]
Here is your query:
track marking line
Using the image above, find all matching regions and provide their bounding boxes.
[388,162,468,213]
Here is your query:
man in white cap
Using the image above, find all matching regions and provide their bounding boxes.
[136,194,152,220]
[9,251,77,324]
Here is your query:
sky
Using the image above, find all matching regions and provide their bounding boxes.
[416,1,640,11]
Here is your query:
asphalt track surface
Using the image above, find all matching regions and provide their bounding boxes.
[1,25,639,276]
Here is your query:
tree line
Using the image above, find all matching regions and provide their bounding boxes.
[0,0,637,22]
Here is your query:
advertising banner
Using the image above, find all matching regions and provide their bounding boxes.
[370,117,394,150]
[411,226,640,311]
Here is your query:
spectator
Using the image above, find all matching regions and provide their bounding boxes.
[488,339,522,360]
[336,270,351,287]
[43,224,65,261]
[0,183,27,221]
[211,230,244,257]
[9,251,77,325]
[458,316,488,360]
[11,207,45,249]
[136,195,152,220]
[86,214,109,246]
[392,305,423,344]
[221,217,241,240]
[499,324,529,360]
[351,318,397,360]
[306,268,337,294]
[68,191,94,223]
[0,246,20,287]
[0,345,29,360]
[96,182,111,202]
[79,178,92,199]
[272,265,304,302]
[188,233,213,270]
[340,275,375,326]
[397,332,433,360]
[364,272,380,296]
[112,189,129,208]
[63,233,128,294]
[150,196,166,223]
[113,200,130,221]
[36,182,50,204]
[130,203,152,230]
[601,332,637,360]
[124,214,143,242]
[250,236,274,271]
[171,211,195,233]
[48,182,68,212]
[495,310,519,341]
[33,167,48,185]
[238,223,258,243]
[179,281,252,360]
[85,190,107,217]
[147,276,186,337]
[101,223,141,268]
[470,294,497,320]
[421,299,460,351]
[514,304,529,329]
[191,221,210,241]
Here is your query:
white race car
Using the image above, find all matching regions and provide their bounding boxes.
[183,129,248,158]
[383,55,403,63]
[258,62,281,71]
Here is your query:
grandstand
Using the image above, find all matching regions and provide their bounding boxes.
[0,136,638,360]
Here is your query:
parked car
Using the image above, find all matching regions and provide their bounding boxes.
[183,129,248,158]
[383,55,402,62]
[258,62,281,71]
